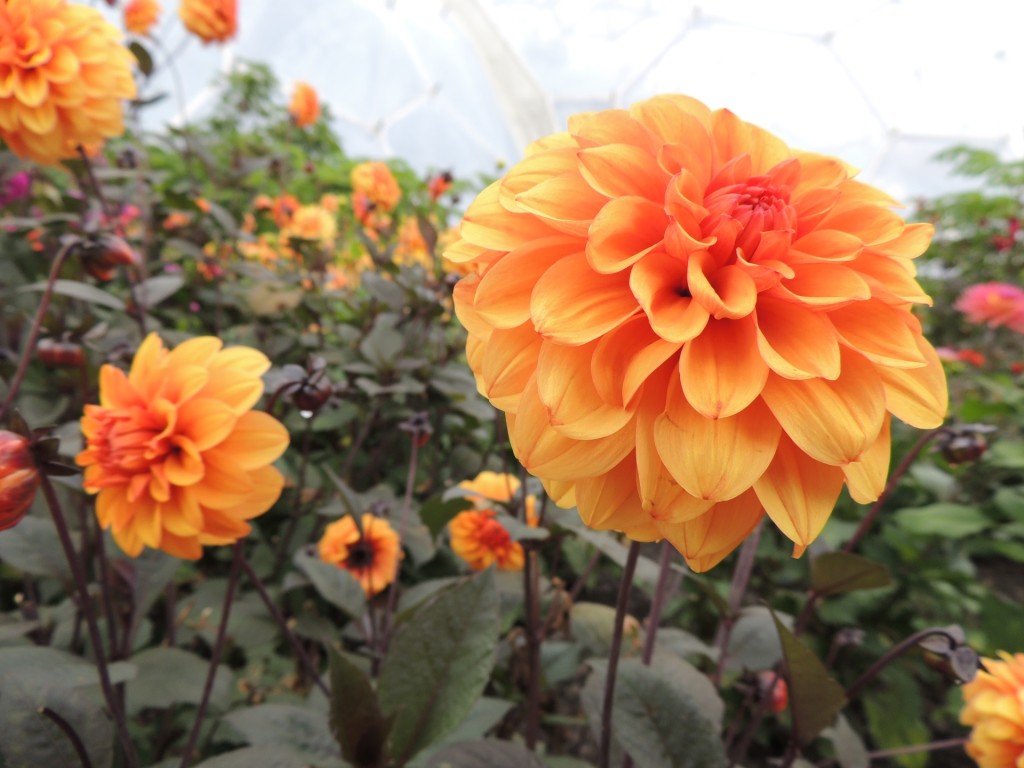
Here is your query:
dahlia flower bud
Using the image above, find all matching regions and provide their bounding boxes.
[80,234,141,281]
[288,82,320,129]
[756,670,789,714]
[0,431,41,531]
[37,338,85,368]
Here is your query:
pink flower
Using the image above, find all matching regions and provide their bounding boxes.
[0,171,30,207]
[956,283,1024,333]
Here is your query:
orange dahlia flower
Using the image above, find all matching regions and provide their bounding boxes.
[961,652,1024,767]
[76,333,289,559]
[124,0,161,36]
[351,161,401,213]
[178,0,236,44]
[448,94,948,572]
[288,81,320,129]
[0,0,137,166]
[318,513,402,597]
[448,471,537,571]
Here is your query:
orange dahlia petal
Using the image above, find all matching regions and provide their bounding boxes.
[680,315,767,419]
[577,143,667,202]
[591,315,681,407]
[877,335,948,428]
[479,323,542,413]
[586,195,666,275]
[474,236,579,328]
[761,349,885,466]
[829,299,928,369]
[754,434,846,556]
[653,489,764,573]
[754,297,841,381]
[630,250,710,343]
[842,414,892,504]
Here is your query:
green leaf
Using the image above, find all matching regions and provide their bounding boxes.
[585,658,726,768]
[0,517,75,580]
[293,550,367,619]
[892,503,991,538]
[824,715,869,768]
[810,552,892,597]
[192,745,347,768]
[420,740,545,768]
[771,612,846,746]
[129,41,153,77]
[359,314,405,369]
[126,646,230,715]
[724,606,788,673]
[0,646,135,768]
[571,602,641,658]
[377,569,499,765]
[328,648,392,768]
[136,274,185,306]
[224,703,341,763]
[419,495,474,538]
[21,279,125,310]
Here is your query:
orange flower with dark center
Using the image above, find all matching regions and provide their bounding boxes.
[288,81,320,128]
[178,0,236,44]
[124,0,161,36]
[76,333,289,558]
[448,470,537,571]
[0,0,137,166]
[448,94,948,572]
[961,652,1024,767]
[318,513,402,596]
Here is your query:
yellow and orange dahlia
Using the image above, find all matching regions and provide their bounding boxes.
[288,81,320,129]
[76,333,289,559]
[448,94,948,572]
[178,0,236,44]
[0,0,137,166]
[318,513,402,597]
[351,161,402,213]
[448,471,537,571]
[124,0,161,36]
[960,652,1024,767]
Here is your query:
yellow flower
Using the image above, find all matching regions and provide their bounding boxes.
[448,471,538,571]
[76,333,289,558]
[351,161,401,213]
[178,0,236,44]
[288,81,320,128]
[393,218,432,269]
[282,204,336,247]
[0,0,137,166]
[318,513,402,597]
[124,0,161,36]
[448,94,948,572]
[961,652,1024,767]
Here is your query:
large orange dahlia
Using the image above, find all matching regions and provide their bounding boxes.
[76,333,289,559]
[448,94,948,572]
[178,0,236,44]
[960,652,1024,767]
[0,0,137,166]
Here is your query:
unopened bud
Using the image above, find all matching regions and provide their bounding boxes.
[37,338,85,368]
[81,234,140,281]
[0,431,41,531]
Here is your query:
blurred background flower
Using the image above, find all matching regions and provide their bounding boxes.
[318,513,402,596]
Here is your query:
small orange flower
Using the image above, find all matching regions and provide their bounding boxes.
[76,333,289,558]
[0,0,137,166]
[393,218,432,269]
[124,0,161,36]
[282,204,336,246]
[195,196,212,214]
[0,431,40,531]
[318,513,402,597]
[271,194,299,228]
[448,471,537,571]
[351,161,401,213]
[448,94,947,572]
[288,81,320,129]
[178,0,236,44]
[961,652,1024,767]
[162,211,192,230]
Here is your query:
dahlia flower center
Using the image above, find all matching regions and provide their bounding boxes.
[346,539,376,568]
[476,513,512,550]
[702,175,794,260]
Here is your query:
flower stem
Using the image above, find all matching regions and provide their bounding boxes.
[271,415,315,579]
[523,544,542,750]
[867,737,967,759]
[379,432,420,657]
[641,541,674,666]
[179,541,244,768]
[713,521,764,682]
[238,554,330,698]
[845,627,961,702]
[38,706,94,768]
[0,241,74,423]
[599,540,641,768]
[39,475,139,768]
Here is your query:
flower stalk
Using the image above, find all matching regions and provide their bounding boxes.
[599,541,641,768]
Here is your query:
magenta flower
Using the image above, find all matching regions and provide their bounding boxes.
[0,172,30,208]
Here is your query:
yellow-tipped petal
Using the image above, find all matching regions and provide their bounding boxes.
[680,315,768,419]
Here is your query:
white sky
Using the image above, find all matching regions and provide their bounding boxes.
[125,0,1024,201]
